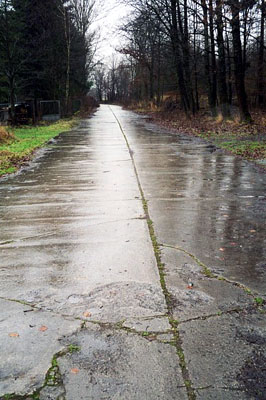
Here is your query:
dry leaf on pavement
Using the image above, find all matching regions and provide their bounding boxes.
[71,368,79,374]
[9,332,19,337]
[39,325,48,332]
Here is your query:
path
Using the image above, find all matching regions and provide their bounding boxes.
[0,105,265,399]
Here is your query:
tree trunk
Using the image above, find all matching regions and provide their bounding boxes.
[193,5,199,111]
[257,0,265,107]
[63,7,71,115]
[216,0,231,118]
[170,0,193,115]
[8,75,16,125]
[180,0,195,114]
[226,29,233,105]
[229,0,252,122]
[201,0,216,115]
[209,0,217,113]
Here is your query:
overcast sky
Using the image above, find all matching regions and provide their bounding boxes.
[92,0,131,64]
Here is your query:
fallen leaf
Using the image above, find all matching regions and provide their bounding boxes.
[39,325,48,332]
[83,311,92,318]
[71,368,79,374]
[9,332,19,337]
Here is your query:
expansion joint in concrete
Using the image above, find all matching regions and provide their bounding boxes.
[109,106,197,400]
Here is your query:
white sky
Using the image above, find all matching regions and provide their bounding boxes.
[92,0,132,65]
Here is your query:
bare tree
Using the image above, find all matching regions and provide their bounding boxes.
[228,0,252,122]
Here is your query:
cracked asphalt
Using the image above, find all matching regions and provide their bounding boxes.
[0,105,265,399]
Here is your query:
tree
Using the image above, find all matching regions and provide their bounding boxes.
[0,0,23,123]
[216,0,231,118]
[257,0,265,106]
[0,0,97,120]
[228,0,252,122]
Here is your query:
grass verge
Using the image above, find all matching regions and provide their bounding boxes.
[217,141,266,160]
[0,119,77,176]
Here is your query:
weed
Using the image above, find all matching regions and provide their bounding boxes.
[141,331,150,337]
[255,297,264,306]
[202,266,214,278]
[51,357,58,368]
[67,344,81,353]
[168,318,179,328]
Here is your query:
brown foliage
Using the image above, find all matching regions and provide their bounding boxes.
[141,109,266,138]
[0,126,15,143]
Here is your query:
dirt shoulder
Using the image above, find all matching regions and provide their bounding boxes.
[133,108,266,169]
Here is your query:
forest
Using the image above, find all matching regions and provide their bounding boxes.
[0,0,265,125]
[95,0,265,124]
[0,0,97,123]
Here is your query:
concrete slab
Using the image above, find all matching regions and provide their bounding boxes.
[179,310,266,398]
[123,316,171,333]
[0,299,80,396]
[57,325,187,400]
[166,262,253,322]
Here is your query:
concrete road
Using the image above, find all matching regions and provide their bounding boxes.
[0,105,265,399]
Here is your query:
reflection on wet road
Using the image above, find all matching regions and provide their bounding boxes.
[0,105,265,299]
[114,107,266,294]
[0,108,159,305]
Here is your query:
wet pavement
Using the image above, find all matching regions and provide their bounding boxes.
[0,105,265,399]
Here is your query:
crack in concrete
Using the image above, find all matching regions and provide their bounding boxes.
[0,232,56,246]
[83,319,174,342]
[0,296,173,343]
[1,323,83,400]
[0,318,174,400]
[110,106,197,400]
[178,305,255,325]
[194,385,248,392]
[159,242,258,299]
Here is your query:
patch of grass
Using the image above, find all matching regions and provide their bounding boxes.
[220,141,266,160]
[0,119,77,176]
